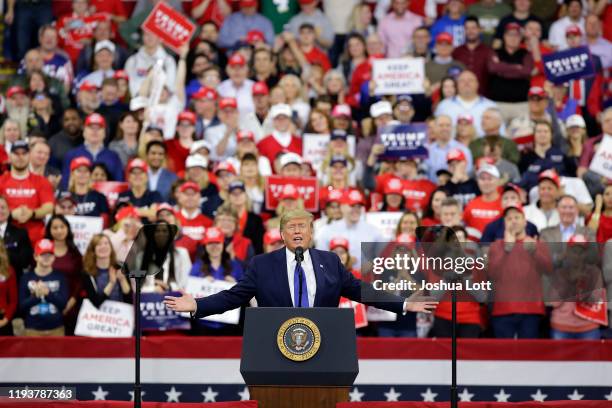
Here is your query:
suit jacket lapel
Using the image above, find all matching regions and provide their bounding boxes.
[275,248,293,306]
[309,249,325,307]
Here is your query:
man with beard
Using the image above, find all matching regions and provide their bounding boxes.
[452,16,493,93]
[48,108,84,170]
[0,141,55,243]
[5,86,30,136]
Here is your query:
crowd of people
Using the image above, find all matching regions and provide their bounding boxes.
[0,0,611,340]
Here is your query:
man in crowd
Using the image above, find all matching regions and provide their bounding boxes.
[378,0,423,58]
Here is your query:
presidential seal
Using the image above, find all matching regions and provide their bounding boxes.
[277,317,321,362]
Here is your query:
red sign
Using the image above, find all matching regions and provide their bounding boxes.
[574,289,608,326]
[92,182,129,209]
[339,297,368,329]
[265,176,319,212]
[141,2,195,53]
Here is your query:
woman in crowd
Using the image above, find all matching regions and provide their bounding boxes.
[165,111,197,174]
[0,119,23,161]
[44,215,83,335]
[91,163,112,183]
[109,112,141,167]
[303,108,332,135]
[338,33,368,85]
[323,70,347,106]
[225,181,264,254]
[0,242,17,336]
[67,156,111,221]
[239,153,266,216]
[28,91,61,138]
[106,205,142,262]
[395,211,420,238]
[565,115,587,171]
[82,234,132,306]
[349,3,376,38]
[189,227,243,335]
[214,204,255,262]
[278,74,310,128]
[421,188,448,226]
[378,178,407,212]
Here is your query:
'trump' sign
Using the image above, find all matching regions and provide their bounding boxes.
[142,2,195,53]
[543,46,595,84]
[265,176,319,212]
[377,123,428,160]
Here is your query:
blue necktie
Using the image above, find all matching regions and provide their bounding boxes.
[293,262,309,307]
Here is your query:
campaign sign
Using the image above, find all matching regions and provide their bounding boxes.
[92,181,129,209]
[373,58,425,95]
[378,123,428,160]
[574,288,608,326]
[142,1,196,53]
[65,215,104,255]
[366,211,404,240]
[265,175,319,212]
[302,133,356,177]
[75,299,134,337]
[543,46,595,84]
[141,291,190,331]
[183,277,240,325]
[339,297,368,329]
[589,135,612,180]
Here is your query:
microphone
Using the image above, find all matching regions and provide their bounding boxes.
[295,246,304,263]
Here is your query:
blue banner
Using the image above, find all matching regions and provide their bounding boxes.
[543,46,595,84]
[378,123,429,160]
[140,291,191,331]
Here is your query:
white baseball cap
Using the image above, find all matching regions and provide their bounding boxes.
[129,96,148,111]
[94,40,116,54]
[190,140,212,155]
[566,114,586,129]
[370,101,393,118]
[270,103,293,119]
[477,163,501,179]
[280,152,303,168]
[185,154,209,169]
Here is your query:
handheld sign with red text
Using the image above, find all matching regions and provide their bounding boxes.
[589,135,612,180]
[142,1,195,53]
[373,58,425,95]
[265,176,320,212]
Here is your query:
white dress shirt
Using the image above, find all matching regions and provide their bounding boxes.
[285,247,317,307]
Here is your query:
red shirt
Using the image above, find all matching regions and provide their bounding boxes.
[604,4,612,42]
[596,214,612,243]
[56,12,110,64]
[403,179,436,213]
[0,267,17,321]
[165,139,191,175]
[0,172,54,243]
[463,195,502,237]
[189,0,226,27]
[176,210,213,242]
[88,0,128,17]
[256,135,302,169]
[452,43,494,93]
[302,47,332,72]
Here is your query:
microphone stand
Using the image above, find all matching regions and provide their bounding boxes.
[128,268,146,408]
[451,278,458,408]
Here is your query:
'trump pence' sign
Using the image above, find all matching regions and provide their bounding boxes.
[373,58,425,95]
[378,123,429,160]
[265,175,319,212]
[543,46,595,84]
[142,1,195,53]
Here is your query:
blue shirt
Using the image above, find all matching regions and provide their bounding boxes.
[425,140,474,181]
[481,217,539,243]
[61,144,124,190]
[19,270,68,330]
[217,12,275,50]
[429,15,466,49]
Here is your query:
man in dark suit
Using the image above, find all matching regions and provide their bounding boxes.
[0,196,33,281]
[165,209,438,318]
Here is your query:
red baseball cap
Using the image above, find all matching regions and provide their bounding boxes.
[503,203,524,216]
[219,97,238,110]
[126,158,148,173]
[246,30,265,44]
[178,181,200,193]
[6,86,26,98]
[538,169,560,188]
[252,81,269,96]
[436,32,453,44]
[457,113,473,124]
[384,178,404,195]
[299,0,315,4]
[240,0,258,7]
[566,25,582,37]
[446,148,466,163]
[70,156,92,172]
[280,184,299,200]
[214,161,237,175]
[505,22,522,34]
[228,53,247,67]
[79,81,99,92]
[192,87,218,101]
[155,202,175,216]
[113,70,129,81]
[330,237,349,251]
[264,228,283,245]
[343,190,365,206]
[116,205,140,222]
[528,86,547,98]
[331,104,352,118]
[35,239,55,256]
[203,227,225,245]
[85,113,106,128]
[237,130,255,142]
[177,110,197,125]
[326,189,344,205]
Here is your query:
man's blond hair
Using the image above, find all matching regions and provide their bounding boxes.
[279,209,314,232]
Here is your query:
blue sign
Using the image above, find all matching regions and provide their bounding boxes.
[543,46,595,84]
[378,123,429,160]
[140,291,191,331]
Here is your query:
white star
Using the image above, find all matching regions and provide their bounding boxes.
[458,388,475,402]
[238,387,250,401]
[531,389,547,402]
[494,388,511,402]
[92,386,108,401]
[421,388,438,402]
[567,389,584,400]
[349,387,365,402]
[202,386,218,402]
[128,390,145,401]
[384,387,401,401]
[165,387,182,402]
[605,390,612,401]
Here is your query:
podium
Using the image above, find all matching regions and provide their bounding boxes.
[241,307,358,408]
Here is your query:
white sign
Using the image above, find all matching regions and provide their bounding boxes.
[64,215,104,254]
[302,133,356,177]
[74,299,134,337]
[184,277,240,325]
[366,212,404,241]
[589,135,612,180]
[373,58,425,95]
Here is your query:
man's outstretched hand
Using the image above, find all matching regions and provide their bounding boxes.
[164,292,197,313]
[404,292,438,314]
